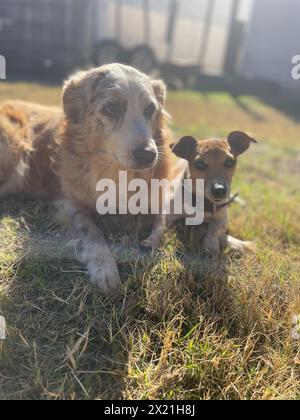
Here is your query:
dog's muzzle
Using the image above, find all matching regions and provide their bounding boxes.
[133,146,158,167]
[211,183,228,200]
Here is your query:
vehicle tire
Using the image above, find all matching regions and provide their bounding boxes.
[94,40,123,67]
[129,46,156,74]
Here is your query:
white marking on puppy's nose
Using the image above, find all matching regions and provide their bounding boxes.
[211,183,227,199]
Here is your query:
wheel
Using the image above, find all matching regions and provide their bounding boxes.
[94,40,123,67]
[129,46,156,74]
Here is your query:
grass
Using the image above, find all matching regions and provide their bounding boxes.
[0,81,300,400]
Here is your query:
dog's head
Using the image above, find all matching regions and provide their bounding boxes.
[172,132,257,204]
[62,64,167,170]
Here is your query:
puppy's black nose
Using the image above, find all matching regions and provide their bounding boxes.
[133,147,157,166]
[211,183,227,199]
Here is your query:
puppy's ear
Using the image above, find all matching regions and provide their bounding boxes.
[151,79,166,108]
[172,136,198,160]
[62,71,88,124]
[228,131,257,156]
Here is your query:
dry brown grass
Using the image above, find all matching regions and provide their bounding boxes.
[0,82,300,400]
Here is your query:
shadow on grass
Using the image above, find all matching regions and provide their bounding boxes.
[0,198,245,399]
[0,198,131,399]
[194,75,300,123]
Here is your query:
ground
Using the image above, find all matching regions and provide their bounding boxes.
[0,81,300,400]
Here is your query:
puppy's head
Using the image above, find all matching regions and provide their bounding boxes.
[62,64,166,170]
[172,132,257,203]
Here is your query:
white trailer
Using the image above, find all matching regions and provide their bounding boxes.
[93,0,241,76]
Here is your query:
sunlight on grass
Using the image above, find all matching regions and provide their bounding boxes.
[0,82,300,400]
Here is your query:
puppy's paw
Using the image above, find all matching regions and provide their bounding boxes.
[88,258,121,295]
[240,240,257,254]
[139,243,154,255]
[225,235,257,254]
[140,231,162,250]
[203,236,221,254]
[140,238,156,250]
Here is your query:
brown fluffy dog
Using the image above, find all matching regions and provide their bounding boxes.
[0,64,173,294]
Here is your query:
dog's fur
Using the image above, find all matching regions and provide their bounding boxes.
[0,64,256,293]
[169,132,257,253]
[0,64,173,293]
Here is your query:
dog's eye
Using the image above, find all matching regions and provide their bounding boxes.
[102,102,122,118]
[224,158,237,168]
[144,103,156,119]
[194,158,208,171]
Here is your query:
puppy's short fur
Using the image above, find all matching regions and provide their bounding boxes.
[0,64,173,294]
[170,131,257,253]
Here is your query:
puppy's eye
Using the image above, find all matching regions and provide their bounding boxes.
[224,158,237,168]
[144,103,156,119]
[102,102,122,118]
[194,158,208,171]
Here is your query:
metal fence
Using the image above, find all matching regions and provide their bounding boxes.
[0,0,248,83]
[0,0,95,76]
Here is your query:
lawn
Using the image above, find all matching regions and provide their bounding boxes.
[0,81,300,400]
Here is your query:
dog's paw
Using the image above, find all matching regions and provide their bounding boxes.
[88,258,121,295]
[140,237,161,255]
[140,233,162,249]
[139,243,154,255]
[241,241,257,254]
[203,236,221,254]
[140,239,155,249]
[224,235,257,254]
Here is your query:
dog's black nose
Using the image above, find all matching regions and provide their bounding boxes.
[211,183,227,199]
[133,147,157,166]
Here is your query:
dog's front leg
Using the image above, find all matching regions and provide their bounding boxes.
[203,217,227,254]
[140,214,166,249]
[57,200,121,294]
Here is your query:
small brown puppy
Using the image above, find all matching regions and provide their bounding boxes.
[171,131,257,253]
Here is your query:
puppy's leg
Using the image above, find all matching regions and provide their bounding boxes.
[203,234,221,253]
[203,219,227,253]
[220,234,256,254]
[56,200,121,294]
[166,212,184,226]
[140,214,166,249]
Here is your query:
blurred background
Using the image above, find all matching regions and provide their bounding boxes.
[0,0,299,95]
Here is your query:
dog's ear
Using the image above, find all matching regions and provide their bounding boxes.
[172,136,198,160]
[151,79,166,108]
[228,131,257,156]
[62,71,88,124]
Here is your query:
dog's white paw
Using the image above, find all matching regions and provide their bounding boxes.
[88,258,121,294]
[224,235,257,254]
[238,240,257,254]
